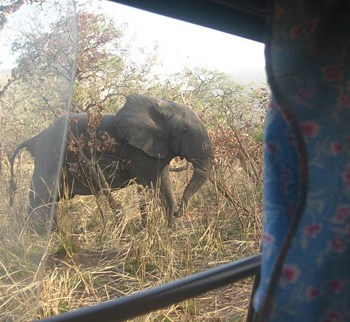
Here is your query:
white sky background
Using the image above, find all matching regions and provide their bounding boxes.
[0,0,76,71]
[1,0,267,83]
[96,1,266,83]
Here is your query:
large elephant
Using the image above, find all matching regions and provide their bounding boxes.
[9,94,213,232]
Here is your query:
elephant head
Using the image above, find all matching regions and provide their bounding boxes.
[115,94,214,217]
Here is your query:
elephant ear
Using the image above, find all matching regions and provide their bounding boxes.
[115,94,171,159]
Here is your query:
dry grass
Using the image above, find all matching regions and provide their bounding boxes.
[0,153,48,321]
[0,144,262,322]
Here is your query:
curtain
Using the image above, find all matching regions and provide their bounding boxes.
[255,1,350,321]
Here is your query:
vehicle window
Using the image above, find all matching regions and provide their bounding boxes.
[0,1,266,320]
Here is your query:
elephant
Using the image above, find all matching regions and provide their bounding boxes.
[9,94,213,233]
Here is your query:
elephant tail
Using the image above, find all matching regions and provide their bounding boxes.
[9,138,35,206]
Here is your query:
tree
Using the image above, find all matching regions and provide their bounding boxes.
[0,0,77,160]
[1,5,159,150]
[149,67,268,129]
[72,11,158,112]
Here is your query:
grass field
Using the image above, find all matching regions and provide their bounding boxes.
[0,132,262,322]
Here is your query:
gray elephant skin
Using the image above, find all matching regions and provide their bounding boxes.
[10,94,214,232]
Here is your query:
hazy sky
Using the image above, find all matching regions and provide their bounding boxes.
[98,1,266,82]
[1,0,267,83]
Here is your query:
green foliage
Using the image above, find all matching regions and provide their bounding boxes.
[250,128,264,144]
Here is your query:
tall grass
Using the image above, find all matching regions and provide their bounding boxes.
[0,126,262,322]
[0,152,50,321]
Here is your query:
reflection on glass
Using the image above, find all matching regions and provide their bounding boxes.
[0,1,77,320]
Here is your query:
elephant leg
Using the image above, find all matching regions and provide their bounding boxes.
[28,171,57,235]
[122,145,178,226]
[160,166,179,227]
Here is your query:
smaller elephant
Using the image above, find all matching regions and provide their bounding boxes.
[10,94,214,233]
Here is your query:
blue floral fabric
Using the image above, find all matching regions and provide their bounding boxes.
[254,1,350,321]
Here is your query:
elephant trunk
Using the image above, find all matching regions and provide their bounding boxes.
[178,136,213,215]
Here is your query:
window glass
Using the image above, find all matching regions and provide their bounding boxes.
[0,1,77,320]
[0,1,266,320]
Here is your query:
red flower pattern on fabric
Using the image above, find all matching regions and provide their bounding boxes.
[334,206,349,223]
[329,236,345,253]
[266,142,277,154]
[304,224,322,238]
[283,266,300,283]
[299,122,319,137]
[338,91,350,108]
[307,19,317,33]
[305,287,320,301]
[297,87,315,100]
[328,280,346,294]
[331,142,343,155]
[322,66,343,81]
[290,25,303,39]
[262,233,274,243]
[320,311,344,322]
